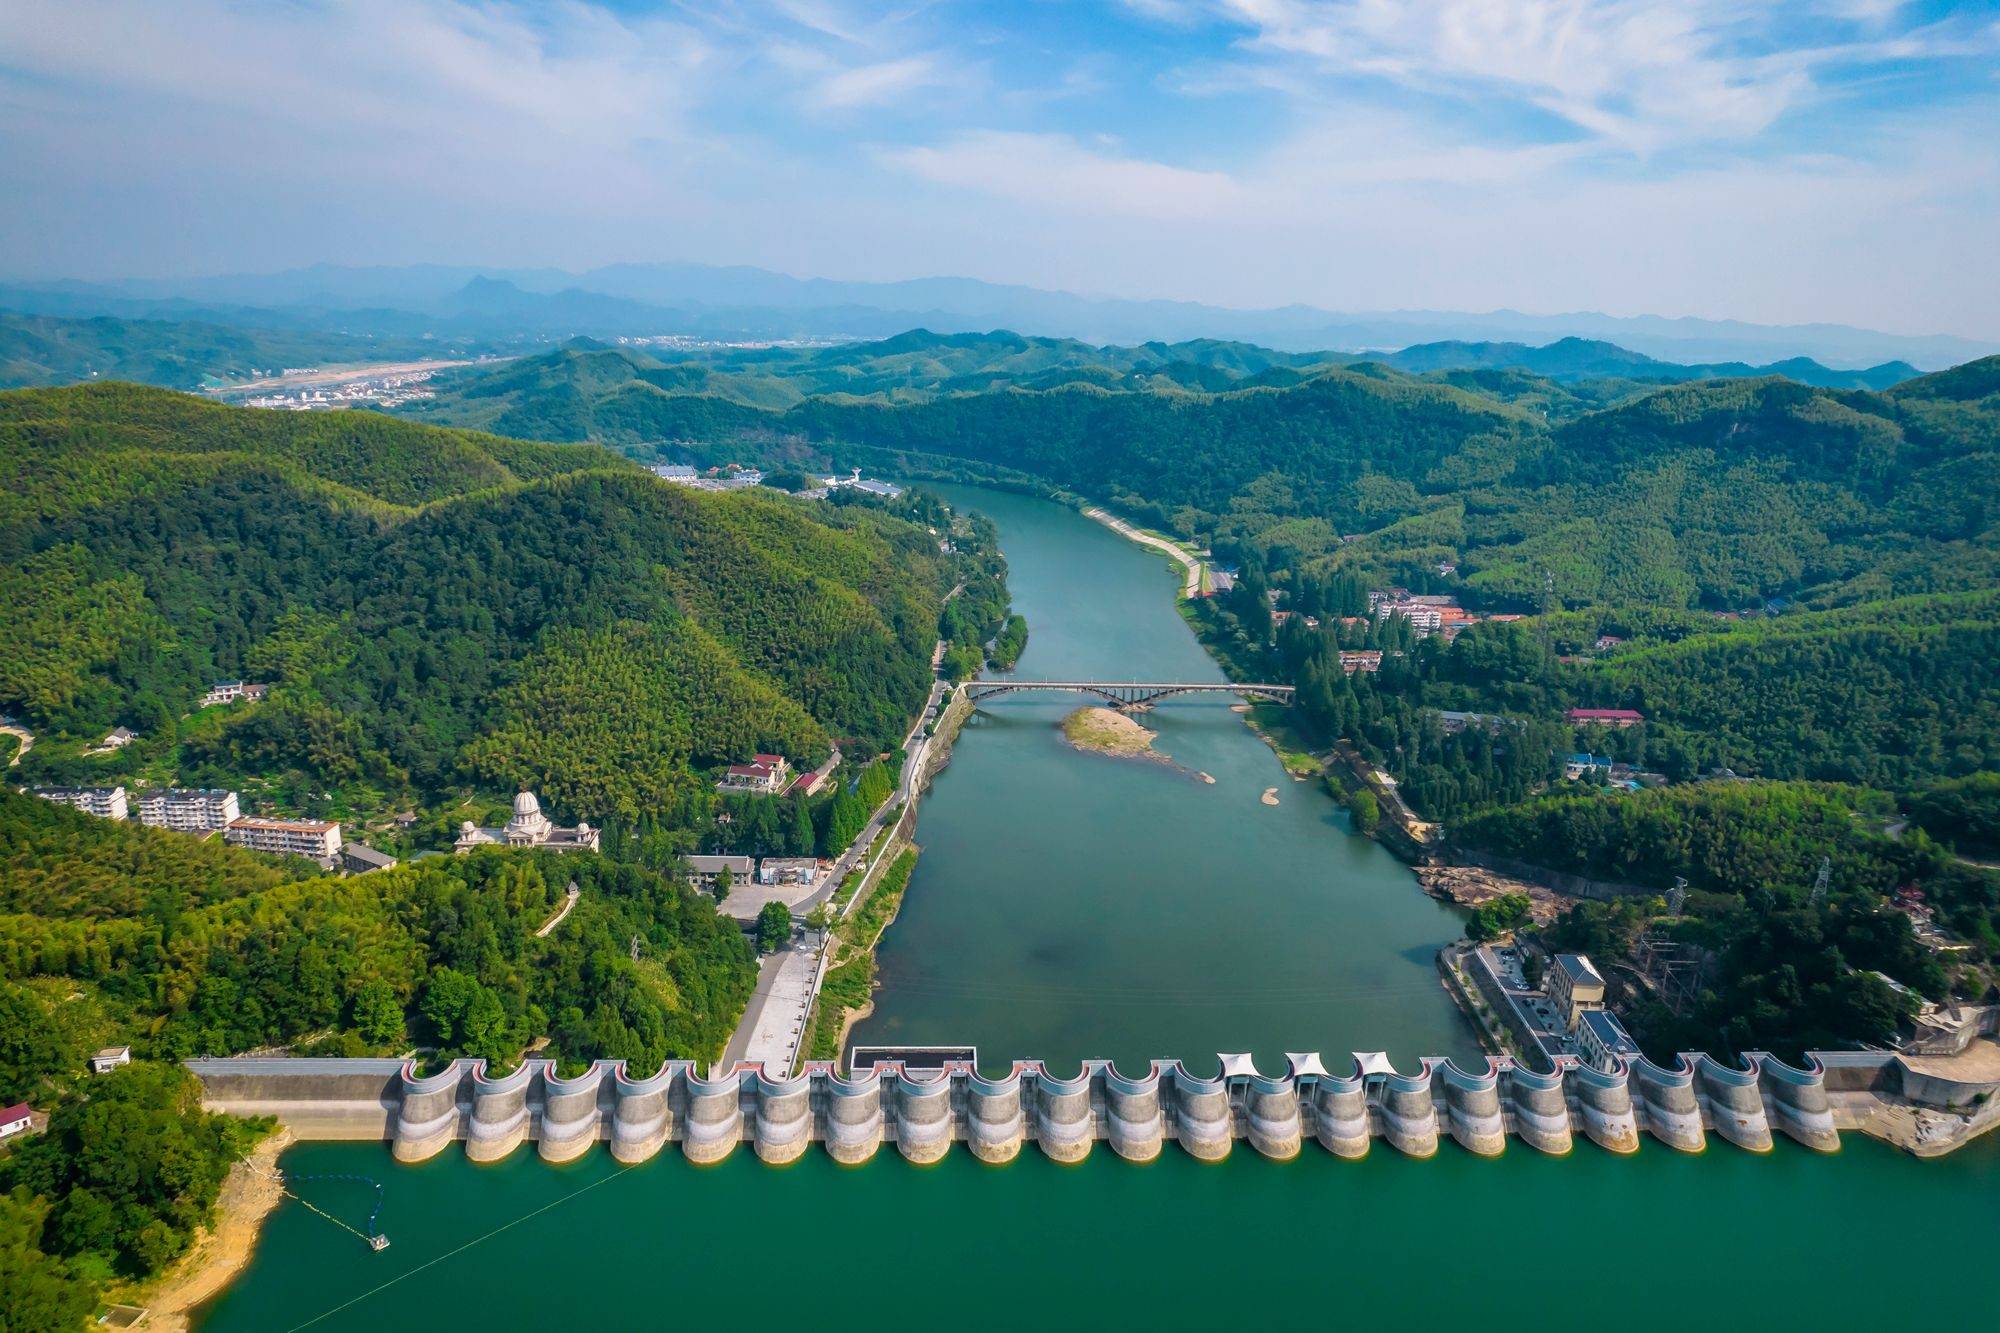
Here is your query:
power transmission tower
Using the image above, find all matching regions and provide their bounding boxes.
[1808,855,1831,908]
[629,933,643,963]
[1667,877,1688,917]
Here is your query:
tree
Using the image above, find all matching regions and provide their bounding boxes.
[350,979,405,1049]
[1346,786,1381,837]
[0,1192,98,1332]
[0,984,78,1103]
[784,794,817,857]
[420,968,481,1046]
[1467,893,1533,942]
[757,901,793,954]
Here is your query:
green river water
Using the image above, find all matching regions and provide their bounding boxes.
[199,486,1999,1331]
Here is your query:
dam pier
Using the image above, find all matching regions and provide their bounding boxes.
[187,1043,1996,1165]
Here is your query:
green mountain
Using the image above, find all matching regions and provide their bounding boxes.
[0,383,949,823]
[0,309,470,390]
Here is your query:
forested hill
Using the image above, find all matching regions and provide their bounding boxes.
[433,349,1999,611]
[0,383,948,823]
[394,328,1925,445]
[0,309,477,391]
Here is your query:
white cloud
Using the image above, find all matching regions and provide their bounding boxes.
[1179,0,1984,153]
[812,54,950,109]
[882,130,1246,219]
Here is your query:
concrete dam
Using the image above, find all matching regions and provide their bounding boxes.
[185,1047,1968,1165]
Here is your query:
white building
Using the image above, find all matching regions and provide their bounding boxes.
[758,857,820,886]
[0,1104,32,1139]
[454,790,600,855]
[202,681,270,707]
[226,816,343,863]
[32,786,129,821]
[1577,1009,1642,1073]
[136,787,241,834]
[91,1045,131,1074]
[717,754,790,796]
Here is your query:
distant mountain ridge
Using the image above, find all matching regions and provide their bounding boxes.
[4,260,1991,369]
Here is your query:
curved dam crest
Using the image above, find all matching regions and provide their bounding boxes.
[195,1043,1932,1167]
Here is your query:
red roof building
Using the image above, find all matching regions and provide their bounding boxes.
[1567,707,1645,728]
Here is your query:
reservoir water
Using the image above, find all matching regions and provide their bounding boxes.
[853,482,1478,1070]
[197,487,2000,1331]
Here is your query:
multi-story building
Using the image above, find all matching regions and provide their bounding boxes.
[225,816,342,863]
[31,786,129,821]
[1548,953,1608,1031]
[1577,1009,1642,1073]
[136,787,240,834]
[1566,707,1645,728]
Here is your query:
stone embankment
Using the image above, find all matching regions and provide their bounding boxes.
[183,1042,2000,1165]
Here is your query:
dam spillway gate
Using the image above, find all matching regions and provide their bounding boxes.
[181,1048,1934,1167]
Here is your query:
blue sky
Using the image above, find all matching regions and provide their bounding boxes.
[2,0,1997,334]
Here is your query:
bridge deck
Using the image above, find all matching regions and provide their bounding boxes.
[962,680,1293,707]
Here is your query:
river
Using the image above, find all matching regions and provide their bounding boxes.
[852,482,1478,1070]
[197,486,2000,1331]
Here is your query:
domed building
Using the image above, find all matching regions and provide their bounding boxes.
[454,789,600,855]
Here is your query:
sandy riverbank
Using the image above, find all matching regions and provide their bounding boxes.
[1080,506,1202,598]
[1060,706,1171,762]
[141,1128,292,1330]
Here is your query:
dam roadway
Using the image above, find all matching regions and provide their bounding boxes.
[193,485,2000,1332]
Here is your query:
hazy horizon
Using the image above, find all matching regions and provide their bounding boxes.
[4,2,1999,340]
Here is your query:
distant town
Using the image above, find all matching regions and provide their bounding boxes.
[649,462,903,500]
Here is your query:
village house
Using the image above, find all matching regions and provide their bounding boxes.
[90,726,139,753]
[454,790,599,855]
[1567,707,1646,728]
[0,1103,34,1140]
[1338,650,1384,675]
[91,1045,131,1074]
[201,681,270,707]
[717,754,791,796]
[1564,753,1613,780]
[341,842,399,874]
[687,854,755,891]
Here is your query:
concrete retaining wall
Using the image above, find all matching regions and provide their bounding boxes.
[187,1049,1870,1164]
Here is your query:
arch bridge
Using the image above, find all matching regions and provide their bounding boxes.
[961,680,1293,709]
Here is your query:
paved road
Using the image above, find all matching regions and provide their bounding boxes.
[719,658,953,1069]
[721,950,815,1068]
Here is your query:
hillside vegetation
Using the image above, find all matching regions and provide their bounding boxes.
[0,383,950,827]
[0,309,469,391]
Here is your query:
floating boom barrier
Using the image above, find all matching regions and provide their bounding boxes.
[172,1048,1974,1166]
